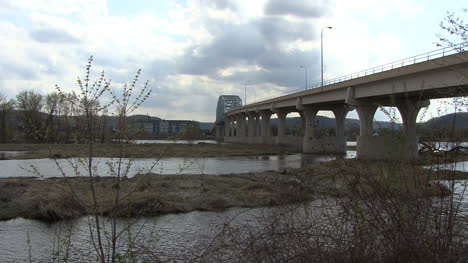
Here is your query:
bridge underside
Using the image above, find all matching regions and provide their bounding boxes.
[215,51,468,160]
[215,98,428,160]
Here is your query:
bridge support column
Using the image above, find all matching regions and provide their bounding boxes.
[396,100,430,159]
[330,106,350,153]
[302,107,318,153]
[298,111,305,137]
[256,115,261,137]
[235,115,242,138]
[356,100,429,160]
[224,118,230,138]
[215,125,222,138]
[301,106,350,154]
[246,112,258,143]
[260,110,272,144]
[355,104,377,159]
[276,110,288,145]
[238,114,246,138]
[246,112,255,136]
[230,118,236,137]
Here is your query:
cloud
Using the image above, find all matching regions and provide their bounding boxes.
[264,0,329,18]
[176,16,320,89]
[0,0,457,122]
[30,28,80,43]
[200,0,238,11]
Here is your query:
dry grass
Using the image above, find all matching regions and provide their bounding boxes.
[0,159,463,222]
[0,169,313,222]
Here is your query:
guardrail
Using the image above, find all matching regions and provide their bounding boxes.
[242,42,468,107]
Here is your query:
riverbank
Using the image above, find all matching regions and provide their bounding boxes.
[0,143,301,160]
[0,159,464,222]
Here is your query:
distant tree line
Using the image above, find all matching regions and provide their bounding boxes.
[0,90,113,143]
[0,90,209,144]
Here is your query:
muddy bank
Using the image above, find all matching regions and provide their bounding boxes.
[0,160,461,222]
[0,143,300,160]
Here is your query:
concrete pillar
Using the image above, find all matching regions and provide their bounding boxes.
[230,119,235,137]
[277,111,287,137]
[276,110,288,145]
[298,111,305,137]
[397,100,430,138]
[302,108,318,153]
[355,104,377,159]
[241,114,248,137]
[332,106,351,153]
[246,112,256,137]
[224,117,231,137]
[255,115,261,137]
[356,104,377,136]
[356,100,429,160]
[259,110,272,144]
[235,115,241,137]
[237,115,245,137]
[396,100,430,159]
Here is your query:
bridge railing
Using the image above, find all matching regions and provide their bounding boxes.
[244,41,468,106]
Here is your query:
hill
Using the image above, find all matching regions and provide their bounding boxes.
[422,112,468,129]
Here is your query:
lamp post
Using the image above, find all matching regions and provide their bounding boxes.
[300,66,308,90]
[244,80,251,105]
[321,26,332,87]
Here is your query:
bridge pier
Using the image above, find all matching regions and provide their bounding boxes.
[246,112,259,144]
[231,117,236,137]
[302,107,318,153]
[214,125,222,138]
[260,110,273,144]
[255,114,261,137]
[224,117,230,137]
[236,114,245,137]
[356,100,429,160]
[301,106,349,154]
[274,109,289,145]
[332,105,351,153]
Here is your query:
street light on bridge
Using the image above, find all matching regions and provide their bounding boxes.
[321,26,332,87]
[300,65,308,90]
[244,80,251,105]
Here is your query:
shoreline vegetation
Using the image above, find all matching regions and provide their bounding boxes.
[0,157,466,222]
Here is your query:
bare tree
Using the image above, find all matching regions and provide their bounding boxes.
[436,9,467,50]
[54,56,153,262]
[0,93,15,143]
[45,92,62,142]
[16,90,44,142]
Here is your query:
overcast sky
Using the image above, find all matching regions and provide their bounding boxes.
[0,0,465,122]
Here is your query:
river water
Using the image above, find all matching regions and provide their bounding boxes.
[0,141,467,262]
[0,204,283,262]
[133,139,223,144]
[0,152,356,178]
[0,149,356,262]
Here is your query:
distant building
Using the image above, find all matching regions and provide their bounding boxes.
[127,117,200,138]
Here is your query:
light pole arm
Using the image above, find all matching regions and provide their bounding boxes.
[321,26,332,87]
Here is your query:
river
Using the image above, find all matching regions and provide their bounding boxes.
[0,152,356,178]
[0,141,467,262]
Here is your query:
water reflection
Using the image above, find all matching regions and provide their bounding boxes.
[0,151,356,178]
[426,161,468,172]
[0,151,24,160]
[0,200,327,262]
[134,139,222,144]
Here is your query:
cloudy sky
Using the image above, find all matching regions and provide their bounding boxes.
[0,0,465,122]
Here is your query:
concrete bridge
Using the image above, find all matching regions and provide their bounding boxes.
[214,44,468,160]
